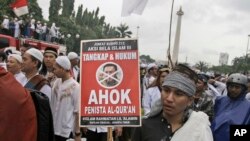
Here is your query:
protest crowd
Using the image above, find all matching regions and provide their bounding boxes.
[1,7,250,141]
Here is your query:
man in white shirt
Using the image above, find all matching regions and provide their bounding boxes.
[6,53,26,86]
[51,56,81,141]
[22,48,52,101]
[67,52,80,80]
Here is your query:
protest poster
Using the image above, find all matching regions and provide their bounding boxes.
[80,38,141,126]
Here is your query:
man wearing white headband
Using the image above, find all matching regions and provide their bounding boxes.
[7,54,26,86]
[22,48,52,101]
[51,56,81,141]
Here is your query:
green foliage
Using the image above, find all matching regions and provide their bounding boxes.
[209,65,232,74]
[49,0,61,22]
[0,0,15,18]
[29,0,43,21]
[62,0,74,18]
[140,55,155,63]
[195,61,208,72]
[116,23,132,38]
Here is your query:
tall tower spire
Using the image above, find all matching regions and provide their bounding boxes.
[172,6,184,65]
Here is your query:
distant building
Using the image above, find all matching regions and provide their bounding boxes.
[219,53,229,65]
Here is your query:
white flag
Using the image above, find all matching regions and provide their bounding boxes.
[121,0,148,17]
[10,0,29,17]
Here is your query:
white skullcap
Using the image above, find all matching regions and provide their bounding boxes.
[56,56,71,70]
[67,52,78,60]
[140,63,147,68]
[8,54,23,63]
[12,50,22,55]
[26,48,43,62]
[147,63,157,70]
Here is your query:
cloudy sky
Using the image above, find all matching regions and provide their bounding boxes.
[37,0,250,66]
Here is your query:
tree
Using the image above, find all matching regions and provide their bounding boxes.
[49,0,61,22]
[0,0,15,18]
[29,0,43,21]
[116,23,132,38]
[62,0,74,18]
[140,55,155,63]
[75,5,83,25]
[195,61,208,72]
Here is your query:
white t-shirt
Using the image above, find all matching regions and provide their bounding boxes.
[51,78,80,138]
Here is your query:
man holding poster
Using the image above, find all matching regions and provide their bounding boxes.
[80,39,141,140]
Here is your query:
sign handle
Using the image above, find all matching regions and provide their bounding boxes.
[107,127,113,141]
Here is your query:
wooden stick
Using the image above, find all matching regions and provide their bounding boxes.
[107,127,113,141]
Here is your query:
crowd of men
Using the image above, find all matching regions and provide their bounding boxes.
[1,40,250,140]
[1,15,64,43]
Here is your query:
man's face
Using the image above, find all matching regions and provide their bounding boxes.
[196,79,205,92]
[161,86,193,117]
[227,83,243,98]
[7,56,22,74]
[104,66,116,83]
[21,53,36,73]
[160,72,168,85]
[44,53,56,69]
[53,63,64,78]
[70,58,78,67]
[20,47,27,55]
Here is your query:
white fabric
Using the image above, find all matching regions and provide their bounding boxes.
[26,48,43,62]
[121,0,148,16]
[1,18,9,29]
[51,78,80,138]
[9,54,23,63]
[87,127,115,133]
[40,84,52,101]
[13,5,28,17]
[246,92,250,101]
[171,111,214,141]
[147,63,157,71]
[14,21,20,38]
[14,71,26,86]
[72,66,79,80]
[56,56,71,70]
[67,52,78,60]
[142,75,155,93]
[23,74,52,101]
[19,72,27,86]
[0,63,7,70]
[214,81,227,95]
[142,86,161,116]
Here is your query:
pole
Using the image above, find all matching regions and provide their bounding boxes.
[245,35,250,74]
[167,0,175,69]
[136,26,140,38]
[107,127,113,141]
[246,35,250,57]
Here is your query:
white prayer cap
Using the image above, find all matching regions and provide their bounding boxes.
[147,63,157,70]
[12,50,22,56]
[26,48,43,62]
[8,54,23,63]
[67,52,78,60]
[140,63,147,68]
[56,56,71,70]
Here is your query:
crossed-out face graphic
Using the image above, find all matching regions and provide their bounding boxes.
[96,62,123,89]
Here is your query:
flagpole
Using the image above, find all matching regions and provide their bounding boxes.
[167,0,175,69]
